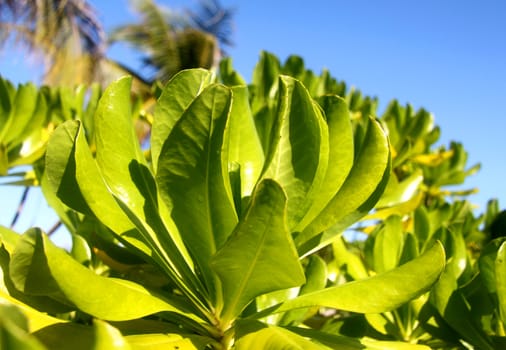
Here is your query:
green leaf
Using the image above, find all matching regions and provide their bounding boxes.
[297,117,390,256]
[262,76,329,229]
[0,78,12,127]
[496,241,506,327]
[235,322,326,350]
[0,290,64,332]
[373,215,405,273]
[227,85,264,198]
[125,333,209,350]
[271,242,444,314]
[479,238,506,294]
[1,241,72,315]
[9,229,198,322]
[219,58,246,86]
[361,338,431,349]
[251,51,280,113]
[211,180,305,325]
[156,83,237,302]
[93,78,194,278]
[93,76,146,209]
[33,321,163,350]
[332,237,369,280]
[282,326,363,349]
[279,255,327,326]
[0,82,38,146]
[151,69,214,170]
[430,232,494,349]
[0,226,20,253]
[61,77,197,299]
[295,95,353,231]
[0,143,7,175]
[287,326,431,349]
[45,120,150,256]
[92,320,131,350]
[376,171,423,208]
[32,321,211,350]
[0,303,47,350]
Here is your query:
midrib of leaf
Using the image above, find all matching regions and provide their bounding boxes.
[135,162,207,300]
[205,94,216,254]
[199,91,225,310]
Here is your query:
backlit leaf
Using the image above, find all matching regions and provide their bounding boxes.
[152,69,214,170]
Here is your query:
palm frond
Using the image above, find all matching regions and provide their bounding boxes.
[109,0,181,83]
[187,0,235,49]
[0,0,105,85]
[109,0,232,84]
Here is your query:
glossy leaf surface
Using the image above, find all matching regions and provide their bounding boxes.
[274,242,444,314]
[211,180,305,324]
[9,229,194,321]
[297,117,390,256]
[152,69,214,170]
[156,83,237,303]
[261,76,329,230]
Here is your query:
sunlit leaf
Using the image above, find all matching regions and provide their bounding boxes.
[376,171,423,208]
[235,322,325,350]
[92,320,131,350]
[271,242,444,314]
[373,215,404,273]
[295,95,353,231]
[0,302,47,350]
[9,229,199,322]
[0,291,64,332]
[151,69,214,170]
[211,180,305,324]
[227,85,264,198]
[297,117,390,256]
[125,333,210,350]
[45,120,150,255]
[261,76,329,230]
[156,83,237,303]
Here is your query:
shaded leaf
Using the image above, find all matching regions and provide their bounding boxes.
[496,242,506,326]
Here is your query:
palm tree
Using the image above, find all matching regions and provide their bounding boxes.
[0,0,235,232]
[0,0,106,85]
[109,0,234,84]
[0,0,234,86]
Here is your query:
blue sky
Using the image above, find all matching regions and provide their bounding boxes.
[1,0,505,240]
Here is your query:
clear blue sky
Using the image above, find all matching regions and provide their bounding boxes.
[1,0,505,242]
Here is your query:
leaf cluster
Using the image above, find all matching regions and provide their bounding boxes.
[0,52,503,349]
